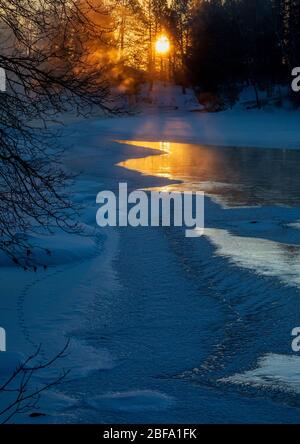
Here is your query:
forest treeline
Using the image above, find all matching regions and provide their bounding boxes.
[187,0,300,107]
[113,0,300,108]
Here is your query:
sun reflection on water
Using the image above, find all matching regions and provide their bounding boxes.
[116,140,300,207]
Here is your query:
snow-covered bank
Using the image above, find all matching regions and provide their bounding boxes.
[91,107,300,150]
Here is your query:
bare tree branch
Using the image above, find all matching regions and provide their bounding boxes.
[0,341,70,424]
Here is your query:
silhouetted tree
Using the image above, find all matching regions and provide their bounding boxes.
[0,0,117,266]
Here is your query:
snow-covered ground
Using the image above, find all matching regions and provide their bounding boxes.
[94,109,300,150]
[2,94,300,423]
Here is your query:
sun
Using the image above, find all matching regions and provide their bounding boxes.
[155,35,170,55]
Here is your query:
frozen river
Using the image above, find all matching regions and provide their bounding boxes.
[2,117,300,423]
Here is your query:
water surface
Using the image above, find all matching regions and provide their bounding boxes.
[118,140,300,207]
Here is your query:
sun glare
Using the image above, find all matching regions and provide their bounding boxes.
[155,35,170,55]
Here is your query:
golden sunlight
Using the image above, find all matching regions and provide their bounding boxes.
[155,35,170,55]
